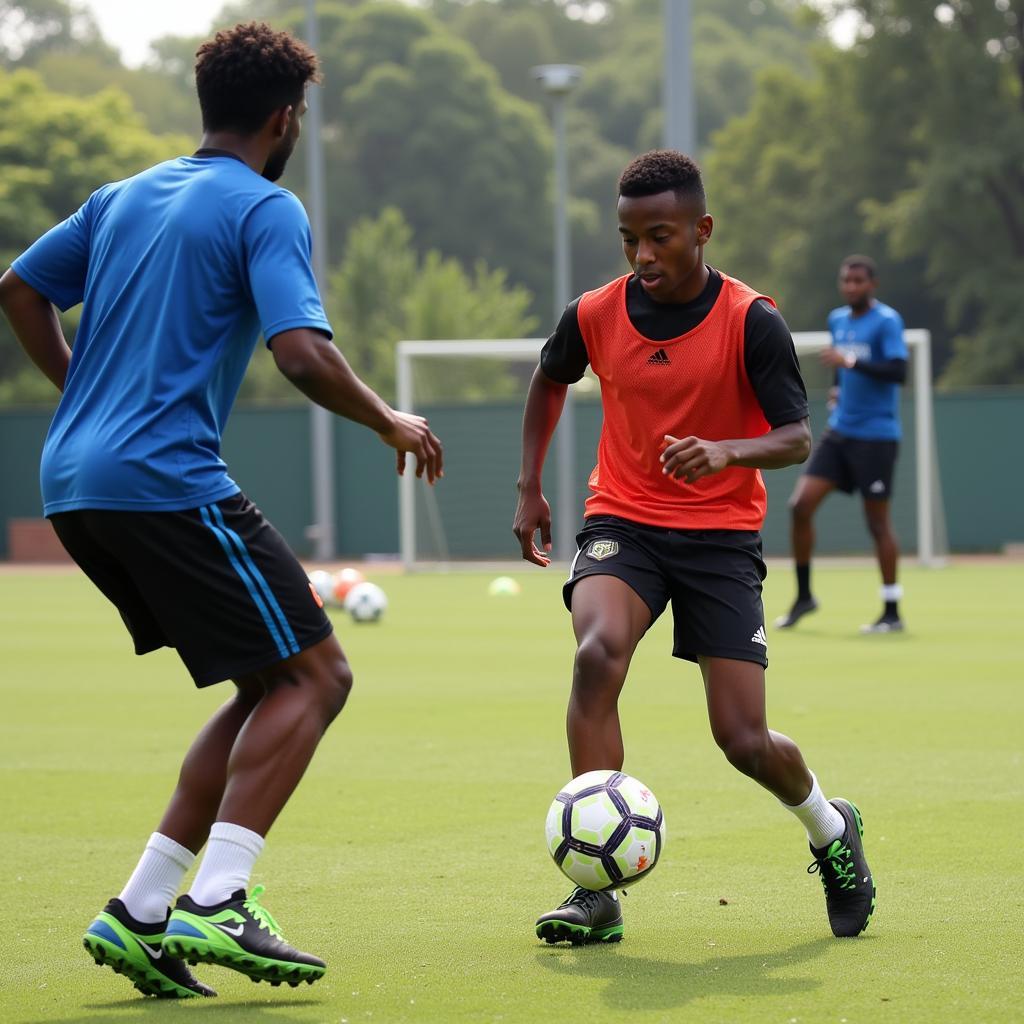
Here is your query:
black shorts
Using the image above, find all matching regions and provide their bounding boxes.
[563,515,769,668]
[805,429,899,499]
[50,493,333,688]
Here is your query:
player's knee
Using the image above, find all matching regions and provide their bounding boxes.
[864,515,889,541]
[717,727,770,778]
[318,654,353,722]
[789,494,814,521]
[573,634,627,694]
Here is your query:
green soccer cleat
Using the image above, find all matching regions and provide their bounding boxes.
[808,798,876,937]
[162,885,326,986]
[536,886,624,946]
[83,899,217,998]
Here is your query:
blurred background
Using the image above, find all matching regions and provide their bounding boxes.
[1,0,1021,561]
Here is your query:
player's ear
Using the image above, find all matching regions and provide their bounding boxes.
[270,104,293,141]
[696,214,713,247]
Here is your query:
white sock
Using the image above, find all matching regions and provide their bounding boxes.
[188,822,265,907]
[118,832,195,924]
[881,583,903,601]
[781,774,845,850]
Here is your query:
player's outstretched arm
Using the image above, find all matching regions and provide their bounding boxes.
[0,269,72,393]
[513,365,568,566]
[272,327,443,483]
[661,419,811,483]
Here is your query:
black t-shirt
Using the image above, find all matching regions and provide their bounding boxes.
[540,268,809,429]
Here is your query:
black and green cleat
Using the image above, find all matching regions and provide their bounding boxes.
[536,886,624,946]
[808,798,876,937]
[162,885,325,987]
[83,898,217,998]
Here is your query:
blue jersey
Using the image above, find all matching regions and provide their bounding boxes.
[12,155,332,515]
[827,301,907,441]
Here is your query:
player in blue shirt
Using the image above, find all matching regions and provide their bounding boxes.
[776,255,907,634]
[0,23,442,999]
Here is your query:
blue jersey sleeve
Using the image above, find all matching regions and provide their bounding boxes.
[878,310,907,361]
[242,191,332,345]
[11,193,97,311]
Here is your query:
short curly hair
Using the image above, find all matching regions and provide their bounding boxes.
[618,150,705,207]
[195,22,320,135]
[840,254,877,280]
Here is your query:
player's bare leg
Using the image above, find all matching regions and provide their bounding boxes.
[160,634,352,985]
[861,498,903,632]
[777,474,835,628]
[157,679,267,854]
[566,575,650,774]
[536,576,649,946]
[699,655,875,936]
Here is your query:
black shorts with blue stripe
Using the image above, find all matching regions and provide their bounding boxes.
[50,493,333,687]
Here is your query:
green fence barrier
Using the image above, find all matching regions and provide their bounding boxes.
[2,391,1021,559]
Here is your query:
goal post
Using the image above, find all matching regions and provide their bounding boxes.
[396,331,947,570]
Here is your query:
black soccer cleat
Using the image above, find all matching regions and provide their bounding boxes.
[774,597,819,630]
[163,885,325,986]
[860,613,904,634]
[536,886,624,946]
[808,798,876,937]
[83,898,217,998]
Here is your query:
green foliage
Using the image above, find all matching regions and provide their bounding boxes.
[328,207,537,402]
[705,0,1024,383]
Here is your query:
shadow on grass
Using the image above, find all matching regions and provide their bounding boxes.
[535,936,834,1012]
[17,998,323,1024]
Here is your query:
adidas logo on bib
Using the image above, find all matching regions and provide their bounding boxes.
[647,348,671,365]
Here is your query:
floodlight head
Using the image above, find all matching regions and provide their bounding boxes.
[531,64,584,96]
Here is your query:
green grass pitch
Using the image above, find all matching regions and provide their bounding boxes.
[1,562,1021,1023]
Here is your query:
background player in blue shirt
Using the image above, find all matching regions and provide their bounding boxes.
[0,22,441,998]
[777,255,908,633]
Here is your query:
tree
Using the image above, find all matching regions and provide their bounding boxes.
[328,206,536,400]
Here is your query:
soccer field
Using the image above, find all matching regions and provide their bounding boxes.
[1,563,1021,1023]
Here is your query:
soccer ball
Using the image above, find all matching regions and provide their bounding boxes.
[344,581,388,623]
[545,770,665,891]
[308,570,336,607]
[332,566,365,603]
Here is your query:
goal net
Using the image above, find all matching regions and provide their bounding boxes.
[395,332,947,569]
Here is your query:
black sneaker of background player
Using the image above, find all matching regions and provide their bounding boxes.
[163,885,326,986]
[774,596,819,629]
[808,798,876,937]
[860,612,904,634]
[535,886,624,945]
[83,898,217,998]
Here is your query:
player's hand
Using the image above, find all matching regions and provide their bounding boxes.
[512,485,553,566]
[820,348,850,369]
[379,411,444,484]
[660,435,731,483]
[827,385,840,411]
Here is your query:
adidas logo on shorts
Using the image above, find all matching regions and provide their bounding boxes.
[750,625,768,647]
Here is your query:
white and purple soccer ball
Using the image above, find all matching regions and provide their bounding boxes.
[343,581,388,623]
[545,770,665,891]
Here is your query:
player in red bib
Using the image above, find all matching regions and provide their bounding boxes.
[514,151,874,943]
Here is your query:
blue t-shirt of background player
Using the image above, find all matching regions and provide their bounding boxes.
[827,301,907,441]
[12,154,332,515]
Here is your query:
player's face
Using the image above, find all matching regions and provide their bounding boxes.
[617,191,712,302]
[839,265,875,310]
[262,97,307,183]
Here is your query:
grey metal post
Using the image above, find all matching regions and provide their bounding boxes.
[305,0,335,559]
[532,64,583,562]
[664,0,696,154]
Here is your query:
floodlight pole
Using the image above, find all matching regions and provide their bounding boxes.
[305,0,335,560]
[663,0,696,154]
[533,64,583,562]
